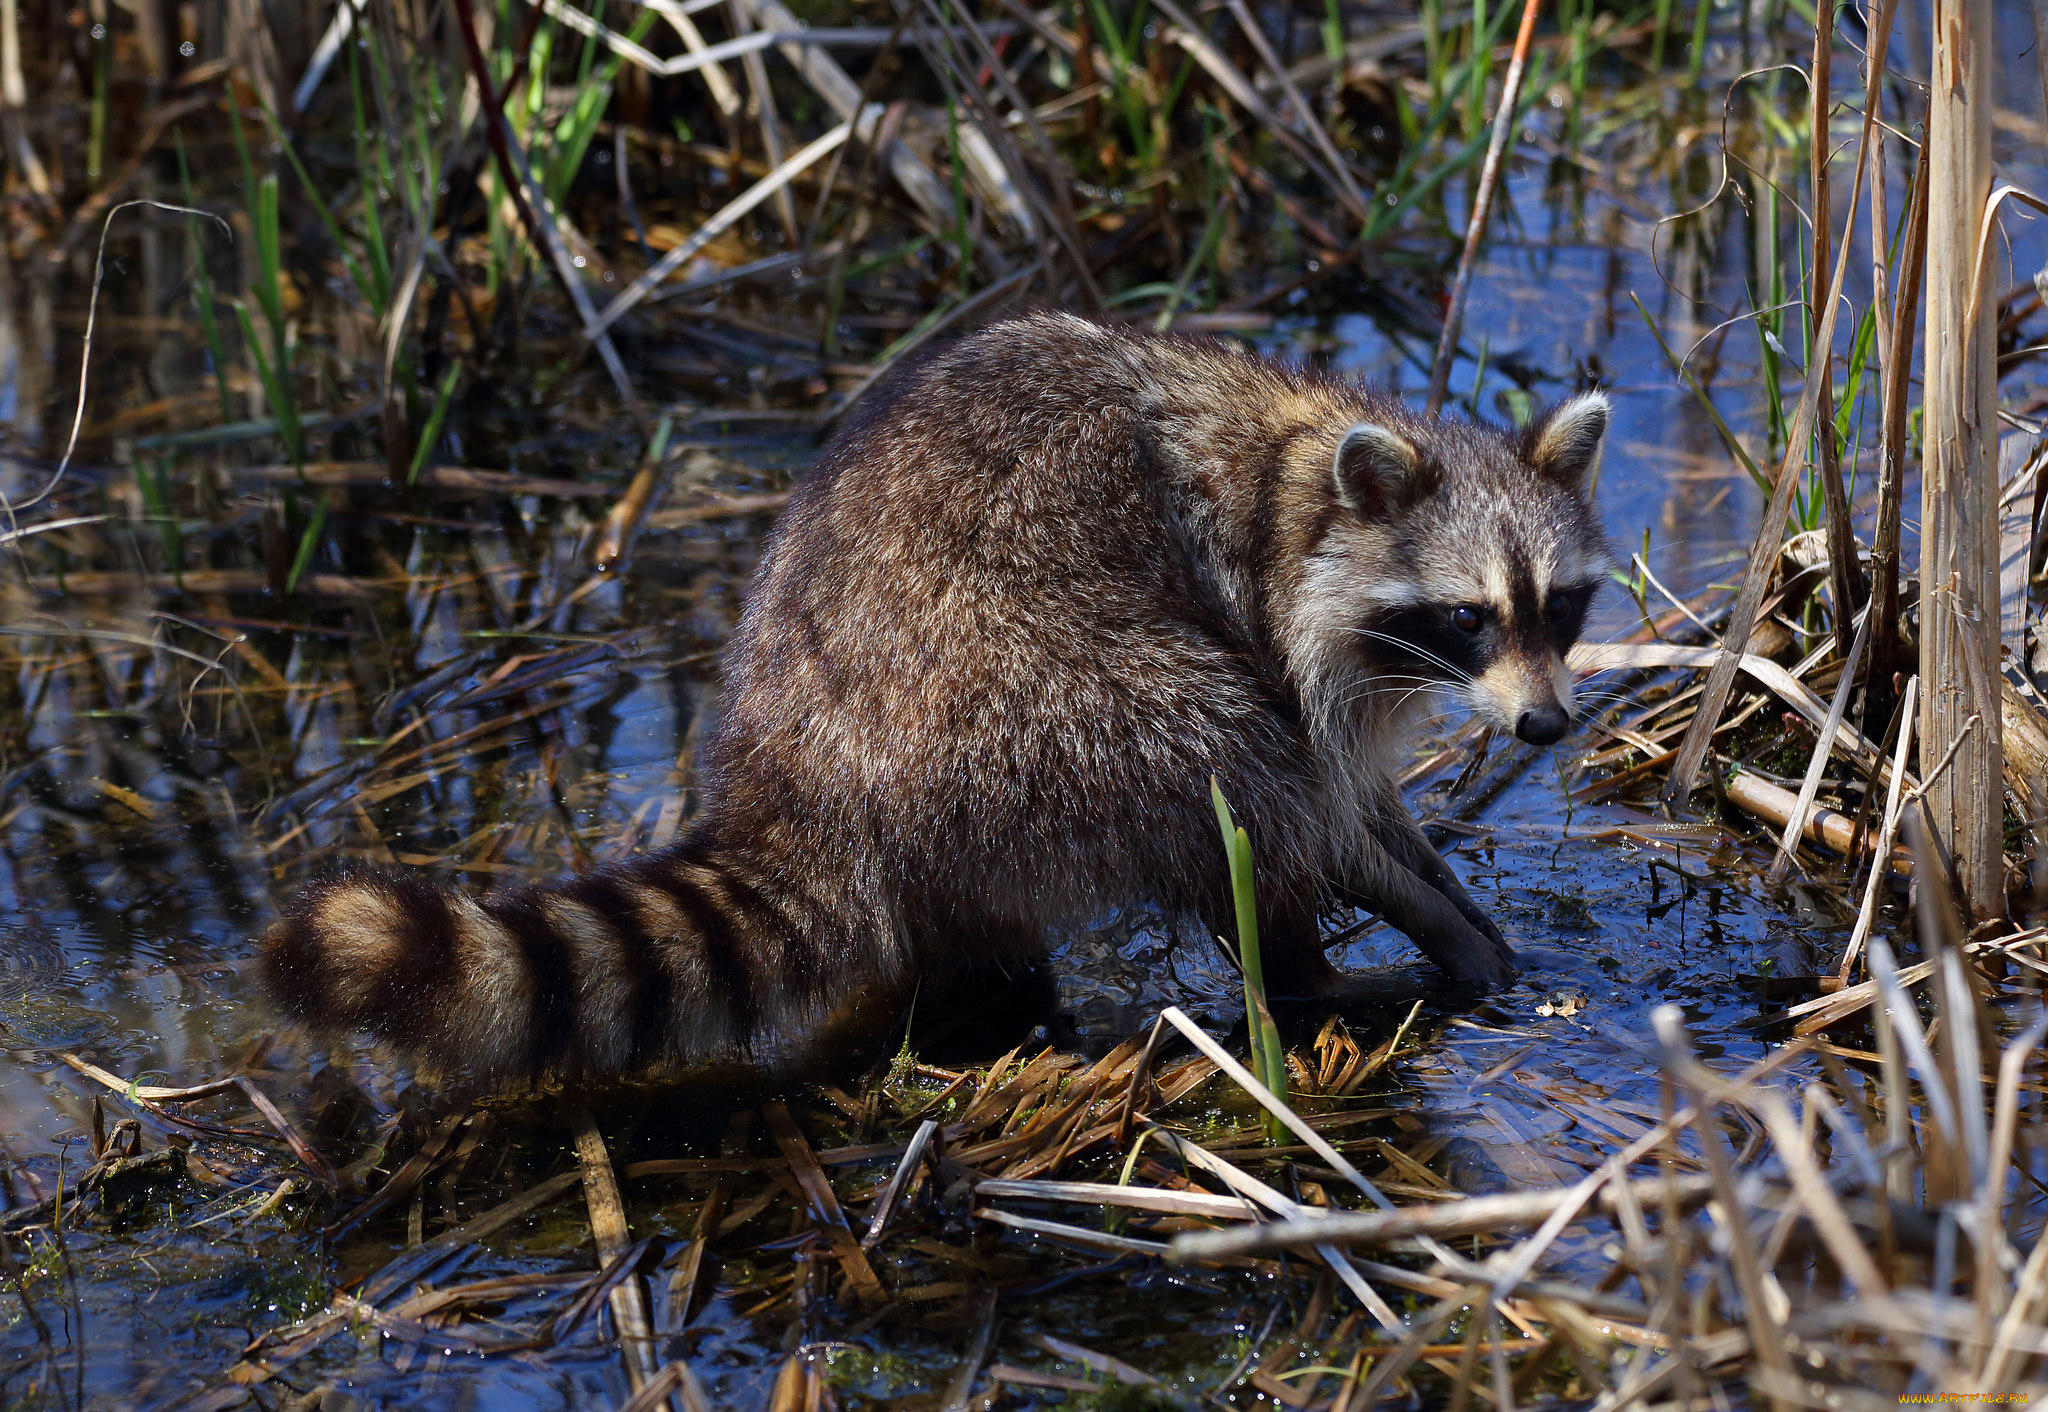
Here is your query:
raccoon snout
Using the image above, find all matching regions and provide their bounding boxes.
[1515,703,1570,746]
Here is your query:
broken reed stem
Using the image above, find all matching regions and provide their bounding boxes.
[1424,0,1541,418]
[861,1118,937,1248]
[1172,1174,1716,1257]
[1114,1014,1168,1144]
[592,415,674,570]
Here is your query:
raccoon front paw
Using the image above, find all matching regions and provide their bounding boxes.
[1413,916,1518,991]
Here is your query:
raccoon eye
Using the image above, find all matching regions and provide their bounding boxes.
[1452,605,1484,634]
[1546,592,1571,625]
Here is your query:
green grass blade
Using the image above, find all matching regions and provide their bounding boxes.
[285,489,332,594]
[347,38,393,312]
[137,456,183,590]
[234,301,301,467]
[408,361,464,485]
[254,174,284,334]
[1211,777,1286,1141]
[946,98,974,294]
[249,86,374,310]
[175,133,234,426]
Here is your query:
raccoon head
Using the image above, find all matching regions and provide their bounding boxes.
[1319,392,1612,747]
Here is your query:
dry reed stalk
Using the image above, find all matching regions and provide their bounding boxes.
[355,1170,584,1304]
[1920,0,2004,917]
[1028,1333,1163,1388]
[860,1117,937,1246]
[592,121,853,337]
[1218,0,1368,222]
[325,1111,466,1240]
[761,1101,888,1303]
[549,1234,660,1344]
[1873,134,1929,709]
[1651,1006,1795,1412]
[619,1362,712,1412]
[1807,0,1860,659]
[662,1179,721,1335]
[728,0,800,244]
[928,0,1097,302]
[658,4,743,121]
[0,0,53,211]
[1113,1013,1167,1143]
[1148,1130,1403,1330]
[568,1105,666,1396]
[974,1205,1172,1255]
[1841,673,1921,981]
[1573,641,1892,775]
[976,1176,1257,1219]
[898,0,1043,260]
[1173,1174,1716,1257]
[740,0,954,228]
[592,419,675,570]
[1424,0,1541,417]
[1148,0,1354,204]
[56,1052,339,1187]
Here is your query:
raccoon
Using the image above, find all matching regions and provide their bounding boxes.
[261,312,1612,1085]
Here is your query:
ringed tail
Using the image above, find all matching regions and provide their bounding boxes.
[259,839,822,1084]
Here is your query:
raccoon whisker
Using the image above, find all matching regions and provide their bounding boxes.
[1329,671,1446,696]
[1345,675,1447,698]
[1329,678,1448,714]
[1344,627,1470,682]
[1346,627,1465,677]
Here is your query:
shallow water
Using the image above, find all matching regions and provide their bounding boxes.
[0,1,2044,1407]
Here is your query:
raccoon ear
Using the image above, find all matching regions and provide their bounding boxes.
[1524,392,1610,494]
[1333,423,1431,514]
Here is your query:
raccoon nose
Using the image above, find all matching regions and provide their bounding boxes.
[1515,703,1569,746]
